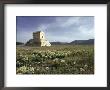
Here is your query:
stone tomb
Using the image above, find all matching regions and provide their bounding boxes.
[33,31,51,46]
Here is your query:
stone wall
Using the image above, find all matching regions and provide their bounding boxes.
[33,31,51,46]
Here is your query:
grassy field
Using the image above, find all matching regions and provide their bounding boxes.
[16,45,94,74]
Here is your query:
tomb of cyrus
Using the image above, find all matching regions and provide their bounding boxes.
[33,31,51,46]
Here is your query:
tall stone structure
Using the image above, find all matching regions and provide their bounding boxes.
[33,31,51,46]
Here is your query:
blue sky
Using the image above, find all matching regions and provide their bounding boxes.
[16,16,94,43]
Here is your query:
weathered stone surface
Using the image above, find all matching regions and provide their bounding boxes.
[26,31,51,46]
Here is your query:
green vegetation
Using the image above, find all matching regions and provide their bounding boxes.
[16,45,94,74]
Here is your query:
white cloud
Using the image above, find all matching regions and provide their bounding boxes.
[36,24,48,32]
[55,17,80,27]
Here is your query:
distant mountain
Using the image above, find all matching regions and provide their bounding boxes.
[50,42,68,45]
[50,39,94,45]
[16,42,24,45]
[70,39,94,45]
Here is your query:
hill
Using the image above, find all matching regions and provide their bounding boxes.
[50,39,94,45]
[70,39,94,45]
